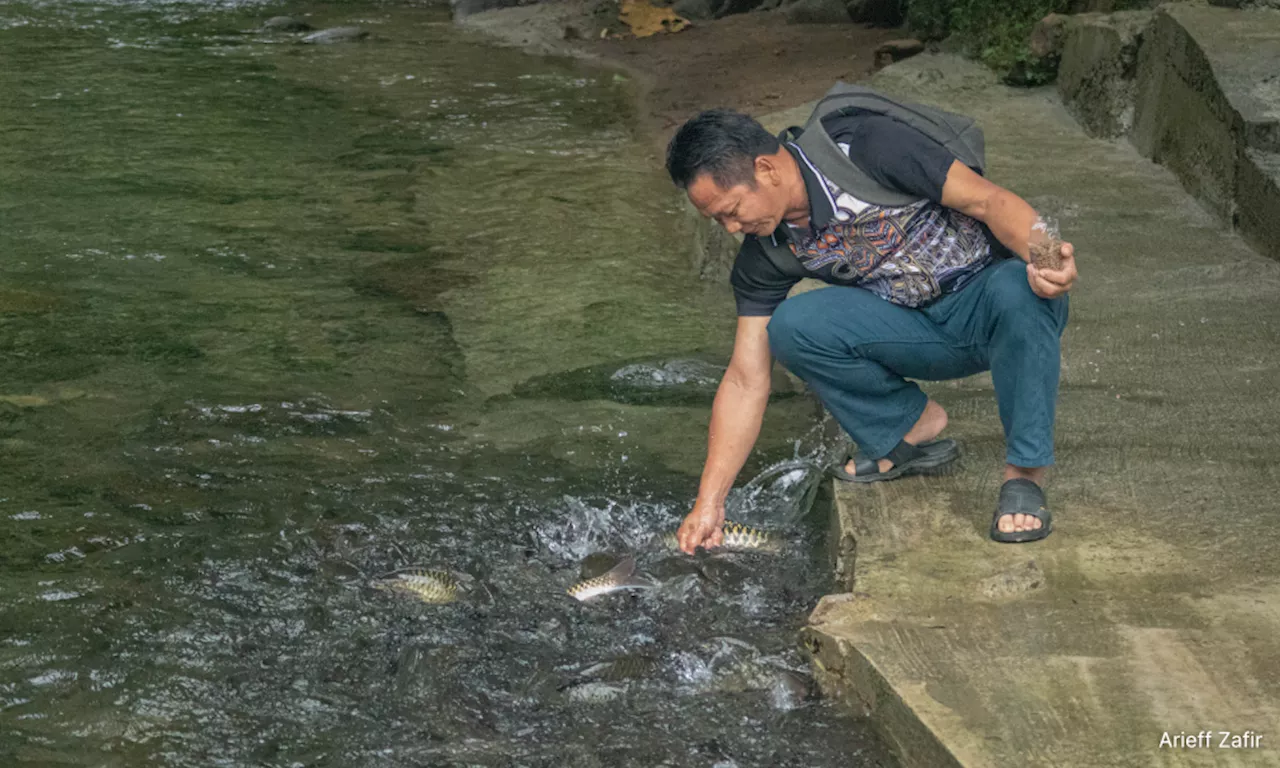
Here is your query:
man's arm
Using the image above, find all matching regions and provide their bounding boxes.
[939,159,1077,299]
[676,315,774,554]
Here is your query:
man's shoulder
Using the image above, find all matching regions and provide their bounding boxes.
[821,112,912,140]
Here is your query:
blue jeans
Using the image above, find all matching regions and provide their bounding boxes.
[766,258,1069,467]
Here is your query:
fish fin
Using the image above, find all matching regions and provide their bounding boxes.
[616,574,659,590]
[601,555,637,581]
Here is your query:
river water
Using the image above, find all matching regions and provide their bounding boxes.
[0,1,896,765]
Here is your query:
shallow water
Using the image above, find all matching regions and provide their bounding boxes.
[0,1,896,765]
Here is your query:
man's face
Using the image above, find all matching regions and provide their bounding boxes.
[686,161,787,237]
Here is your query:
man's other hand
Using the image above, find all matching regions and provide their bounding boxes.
[677,502,725,554]
[1027,241,1077,300]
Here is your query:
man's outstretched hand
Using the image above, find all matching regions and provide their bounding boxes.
[1027,241,1077,300]
[676,502,725,555]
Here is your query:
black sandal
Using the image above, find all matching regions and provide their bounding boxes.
[990,478,1053,543]
[830,438,960,484]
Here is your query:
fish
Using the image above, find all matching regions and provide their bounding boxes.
[570,654,660,684]
[658,521,783,553]
[711,660,808,694]
[562,681,625,704]
[566,555,654,601]
[371,568,459,604]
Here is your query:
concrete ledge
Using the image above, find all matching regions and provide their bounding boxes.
[1131,5,1280,251]
[1057,11,1150,138]
[1131,6,1244,220]
[803,53,1280,768]
[1236,150,1280,260]
[1059,4,1280,261]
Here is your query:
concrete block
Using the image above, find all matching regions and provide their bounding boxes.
[1132,7,1242,220]
[1057,11,1152,138]
[1236,149,1280,262]
[1130,5,1280,239]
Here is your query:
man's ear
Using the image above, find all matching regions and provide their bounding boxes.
[754,152,782,187]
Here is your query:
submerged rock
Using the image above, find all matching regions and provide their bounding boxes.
[512,358,726,406]
[262,16,312,32]
[300,26,369,44]
[874,38,926,67]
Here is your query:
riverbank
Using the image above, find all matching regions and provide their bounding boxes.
[458,3,1280,766]
[457,0,904,145]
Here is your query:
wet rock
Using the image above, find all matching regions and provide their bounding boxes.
[674,0,718,20]
[1029,13,1069,59]
[512,357,732,406]
[978,559,1045,599]
[300,26,369,44]
[874,38,925,67]
[262,16,312,32]
[784,0,850,25]
[845,0,903,25]
[716,0,768,16]
[451,0,536,20]
[612,358,722,387]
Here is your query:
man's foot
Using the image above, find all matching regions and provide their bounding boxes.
[842,399,949,478]
[992,465,1050,540]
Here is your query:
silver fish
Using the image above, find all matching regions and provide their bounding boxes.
[659,521,783,553]
[566,555,653,601]
[372,568,459,604]
[562,680,625,704]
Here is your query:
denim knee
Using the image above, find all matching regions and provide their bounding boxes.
[987,259,1068,331]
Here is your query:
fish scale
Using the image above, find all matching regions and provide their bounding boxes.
[659,522,783,553]
[566,555,652,601]
[372,569,458,604]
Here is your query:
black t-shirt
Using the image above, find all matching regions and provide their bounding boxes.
[729,113,1003,316]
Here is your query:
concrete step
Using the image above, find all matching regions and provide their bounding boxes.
[1130,5,1280,254]
[1238,148,1280,261]
[798,53,1280,768]
[1060,4,1280,261]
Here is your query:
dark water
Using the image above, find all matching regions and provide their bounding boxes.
[0,1,897,765]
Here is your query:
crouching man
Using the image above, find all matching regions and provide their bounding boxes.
[666,87,1076,551]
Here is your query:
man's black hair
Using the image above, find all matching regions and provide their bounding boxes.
[665,109,780,191]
